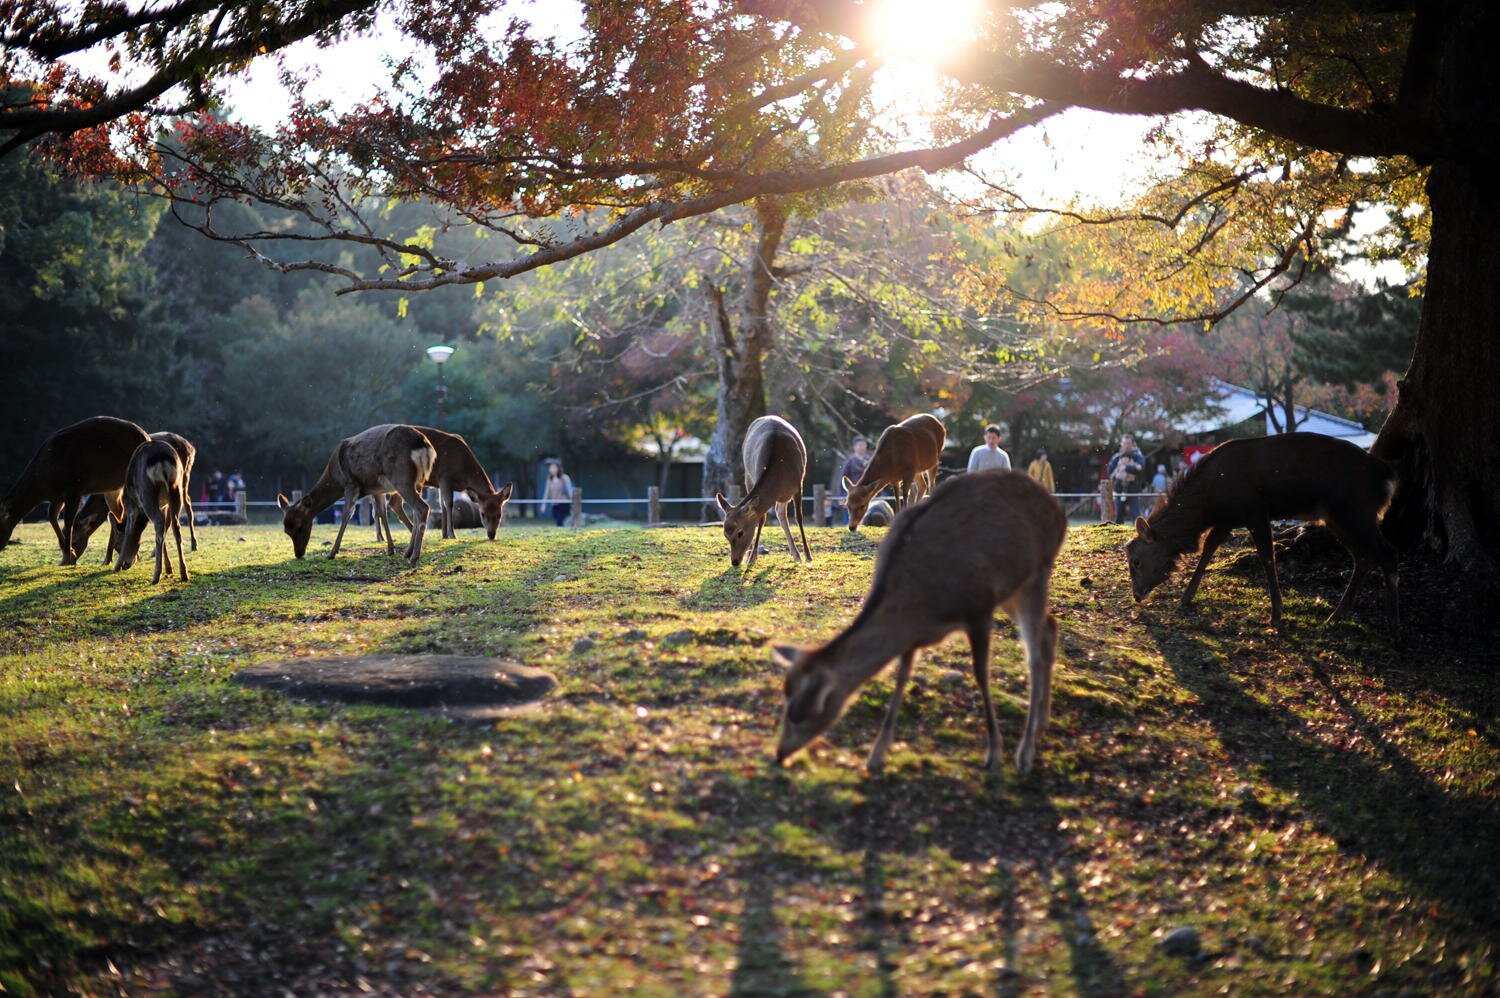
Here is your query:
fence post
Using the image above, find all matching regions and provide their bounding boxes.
[235,492,248,521]
[812,484,826,527]
[291,489,303,504]
[647,486,661,525]
[571,487,583,527]
[1099,480,1114,524]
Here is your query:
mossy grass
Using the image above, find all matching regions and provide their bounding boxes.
[1,520,1495,994]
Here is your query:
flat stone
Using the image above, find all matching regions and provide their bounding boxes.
[234,654,557,721]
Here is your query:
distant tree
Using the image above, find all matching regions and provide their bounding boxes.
[0,143,173,470]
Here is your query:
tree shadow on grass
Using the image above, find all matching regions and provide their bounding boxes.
[1153,626,1500,930]
[716,766,1128,997]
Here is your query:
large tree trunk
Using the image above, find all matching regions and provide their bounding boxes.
[1373,5,1500,573]
[1375,159,1500,571]
[700,199,787,519]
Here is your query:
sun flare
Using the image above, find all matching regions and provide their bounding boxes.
[866,0,985,65]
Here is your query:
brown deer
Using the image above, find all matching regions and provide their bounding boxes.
[74,431,199,564]
[1126,433,1399,639]
[775,470,1067,775]
[860,498,896,527]
[843,413,946,532]
[0,416,149,565]
[381,427,514,540]
[715,415,812,568]
[114,439,189,584]
[277,424,436,566]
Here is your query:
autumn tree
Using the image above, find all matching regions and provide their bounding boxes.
[6,1,1499,568]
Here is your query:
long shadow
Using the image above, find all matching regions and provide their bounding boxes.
[1154,625,1500,928]
[714,766,1128,997]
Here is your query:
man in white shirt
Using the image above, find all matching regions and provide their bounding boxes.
[967,423,1012,473]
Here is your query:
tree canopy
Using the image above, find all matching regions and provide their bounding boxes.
[5,0,1497,567]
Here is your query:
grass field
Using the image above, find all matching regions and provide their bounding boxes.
[1,517,1495,996]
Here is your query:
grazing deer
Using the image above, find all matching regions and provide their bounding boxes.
[775,470,1067,775]
[0,416,149,565]
[1126,433,1400,639]
[114,439,189,584]
[716,415,812,568]
[277,424,436,566]
[407,427,514,539]
[843,413,946,532]
[74,431,199,564]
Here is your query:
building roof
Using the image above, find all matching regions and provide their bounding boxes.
[1179,380,1378,449]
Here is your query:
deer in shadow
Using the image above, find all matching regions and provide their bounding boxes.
[843,413,946,532]
[1126,433,1400,640]
[277,424,435,566]
[716,415,812,568]
[114,438,190,584]
[775,470,1067,775]
[74,431,199,564]
[0,415,149,565]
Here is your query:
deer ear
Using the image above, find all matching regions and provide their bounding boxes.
[715,492,731,513]
[841,476,855,493]
[277,493,291,510]
[498,482,513,501]
[1134,516,1155,541]
[773,644,809,671]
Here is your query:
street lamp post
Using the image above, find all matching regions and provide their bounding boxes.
[425,345,455,429]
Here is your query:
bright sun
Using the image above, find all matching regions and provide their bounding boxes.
[865,0,985,65]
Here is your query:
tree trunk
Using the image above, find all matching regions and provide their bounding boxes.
[1375,159,1500,571]
[700,198,787,519]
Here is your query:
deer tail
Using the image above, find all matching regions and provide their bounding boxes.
[411,440,435,485]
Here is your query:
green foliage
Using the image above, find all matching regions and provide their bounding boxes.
[0,151,172,471]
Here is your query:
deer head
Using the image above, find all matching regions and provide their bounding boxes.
[773,643,858,765]
[1125,516,1177,601]
[716,492,760,567]
[277,493,314,559]
[842,476,881,533]
[476,482,514,539]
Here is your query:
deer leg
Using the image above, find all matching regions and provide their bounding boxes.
[377,495,398,556]
[150,504,166,585]
[390,495,415,533]
[441,484,457,539]
[775,500,800,562]
[169,493,188,581]
[747,515,765,569]
[795,492,812,562]
[182,493,198,552]
[1247,517,1284,629]
[329,489,360,559]
[1012,570,1058,775]
[966,618,1002,771]
[47,501,66,553]
[394,483,429,566]
[1180,524,1232,609]
[60,493,82,565]
[867,650,917,775]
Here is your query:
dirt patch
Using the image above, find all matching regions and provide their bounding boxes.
[234,654,558,721]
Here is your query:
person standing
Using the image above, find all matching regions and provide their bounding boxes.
[1151,464,1169,494]
[1106,433,1146,523]
[966,424,1012,473]
[1027,447,1055,492]
[835,436,870,526]
[541,462,573,527]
